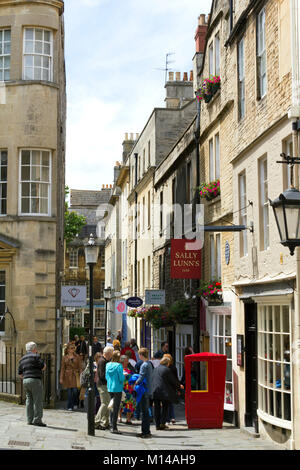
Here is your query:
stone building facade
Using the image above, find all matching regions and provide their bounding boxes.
[0,0,66,400]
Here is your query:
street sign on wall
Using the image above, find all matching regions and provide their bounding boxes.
[61,285,87,307]
[145,290,165,305]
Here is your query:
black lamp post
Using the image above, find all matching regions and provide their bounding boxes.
[103,287,111,347]
[270,153,300,256]
[84,233,99,437]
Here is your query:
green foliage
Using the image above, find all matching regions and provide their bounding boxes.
[169,300,190,322]
[64,185,86,245]
[70,326,86,341]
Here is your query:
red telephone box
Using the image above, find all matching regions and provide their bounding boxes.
[184,352,227,429]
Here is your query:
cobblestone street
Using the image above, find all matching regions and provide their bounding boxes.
[0,400,282,451]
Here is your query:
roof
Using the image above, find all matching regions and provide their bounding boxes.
[70,189,112,207]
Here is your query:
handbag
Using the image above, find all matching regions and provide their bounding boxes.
[108,398,114,410]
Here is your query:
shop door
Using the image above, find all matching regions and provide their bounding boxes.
[245,302,258,431]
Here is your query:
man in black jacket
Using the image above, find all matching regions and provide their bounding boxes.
[152,356,180,430]
[18,342,46,426]
[94,346,113,430]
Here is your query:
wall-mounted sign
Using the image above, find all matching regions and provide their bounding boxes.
[145,290,165,305]
[115,300,127,315]
[61,285,87,307]
[126,297,143,308]
[225,241,230,265]
[171,239,202,279]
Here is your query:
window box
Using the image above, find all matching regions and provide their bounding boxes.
[196,76,221,103]
[198,279,223,304]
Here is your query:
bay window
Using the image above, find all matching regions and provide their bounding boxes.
[23,28,53,81]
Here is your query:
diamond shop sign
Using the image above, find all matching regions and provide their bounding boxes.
[61,285,87,307]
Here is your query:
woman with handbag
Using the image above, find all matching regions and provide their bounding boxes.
[105,350,124,434]
[60,342,83,411]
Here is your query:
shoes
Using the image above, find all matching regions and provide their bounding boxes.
[159,424,169,430]
[125,421,133,425]
[27,422,33,425]
[34,422,47,427]
[95,424,109,430]
[111,429,122,434]
[67,408,73,411]
[73,405,78,410]
[137,433,152,439]
[171,419,176,424]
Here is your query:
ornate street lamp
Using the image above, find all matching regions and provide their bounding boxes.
[269,153,300,256]
[103,287,111,347]
[84,233,99,437]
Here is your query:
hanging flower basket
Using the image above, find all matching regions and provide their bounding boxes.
[196,75,221,102]
[198,279,223,304]
[168,299,190,323]
[198,179,220,201]
[128,300,191,329]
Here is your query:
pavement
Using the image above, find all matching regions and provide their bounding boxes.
[0,399,283,451]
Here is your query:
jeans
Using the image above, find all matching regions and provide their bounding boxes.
[67,387,78,410]
[154,399,170,427]
[167,403,175,421]
[23,378,44,424]
[140,393,151,435]
[109,392,122,430]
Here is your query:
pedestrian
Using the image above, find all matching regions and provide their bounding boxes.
[152,356,181,430]
[180,346,195,388]
[113,339,121,351]
[130,338,140,361]
[116,329,122,343]
[163,353,184,424]
[121,340,137,361]
[94,352,102,414]
[76,335,88,365]
[134,347,153,439]
[92,336,102,357]
[105,350,124,434]
[106,337,113,348]
[124,349,136,371]
[18,341,47,427]
[119,355,136,424]
[95,346,113,430]
[59,342,82,411]
[154,341,169,359]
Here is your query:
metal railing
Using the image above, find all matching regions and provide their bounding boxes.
[0,348,52,405]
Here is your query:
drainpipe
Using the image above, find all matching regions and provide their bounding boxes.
[134,153,138,340]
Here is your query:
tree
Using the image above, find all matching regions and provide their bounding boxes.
[64,186,86,245]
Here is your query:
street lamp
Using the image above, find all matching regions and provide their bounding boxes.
[270,153,300,256]
[103,287,111,347]
[84,233,99,437]
[269,187,300,256]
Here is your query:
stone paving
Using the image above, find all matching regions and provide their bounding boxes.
[0,400,282,451]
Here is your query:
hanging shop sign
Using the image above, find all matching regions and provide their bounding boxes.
[145,290,165,305]
[61,285,87,307]
[115,300,127,315]
[170,238,202,279]
[126,296,143,308]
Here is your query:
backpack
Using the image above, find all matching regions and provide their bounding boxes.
[80,364,90,388]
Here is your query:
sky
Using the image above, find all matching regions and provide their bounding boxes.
[64,0,212,191]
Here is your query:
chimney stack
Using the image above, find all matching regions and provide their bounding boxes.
[195,14,208,54]
[165,70,194,109]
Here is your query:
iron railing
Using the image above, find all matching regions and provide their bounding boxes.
[0,348,52,405]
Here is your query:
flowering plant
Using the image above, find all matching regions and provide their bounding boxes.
[128,300,190,329]
[196,75,221,102]
[198,179,220,200]
[198,279,222,303]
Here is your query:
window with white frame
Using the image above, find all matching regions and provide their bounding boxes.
[23,28,53,81]
[209,42,214,76]
[257,303,291,425]
[0,271,5,333]
[209,134,220,182]
[148,140,151,167]
[209,33,221,76]
[212,313,233,409]
[215,33,220,76]
[257,7,267,99]
[238,37,245,119]
[122,240,127,277]
[176,325,193,380]
[95,309,104,328]
[210,234,216,278]
[259,156,269,250]
[216,234,221,279]
[239,171,248,256]
[0,29,11,81]
[19,149,51,215]
[69,248,78,268]
[0,150,7,215]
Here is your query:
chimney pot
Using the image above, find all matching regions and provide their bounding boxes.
[207,14,211,23]
[130,133,134,140]
[125,132,128,140]
[199,14,206,26]
[176,72,181,81]
[189,70,194,81]
[183,72,188,81]
[136,133,139,139]
[169,71,174,81]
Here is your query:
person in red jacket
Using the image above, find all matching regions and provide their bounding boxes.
[121,341,136,362]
